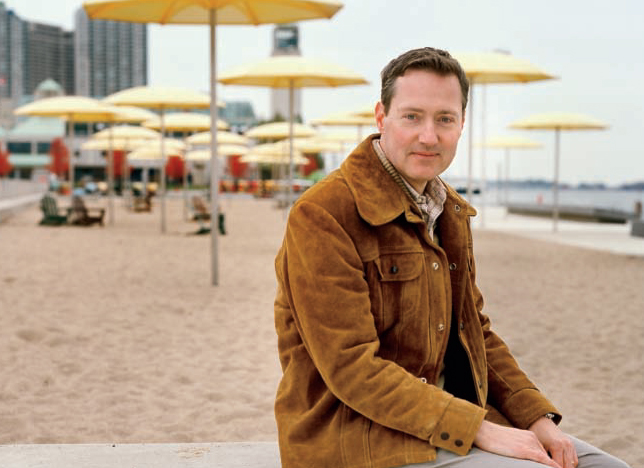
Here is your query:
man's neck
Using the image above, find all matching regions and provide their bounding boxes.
[375,139,428,194]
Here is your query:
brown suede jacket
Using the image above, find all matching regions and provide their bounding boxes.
[274,134,560,468]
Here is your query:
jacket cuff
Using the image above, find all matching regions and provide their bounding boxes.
[499,388,561,429]
[428,397,487,456]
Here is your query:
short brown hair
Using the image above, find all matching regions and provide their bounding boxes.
[380,47,469,114]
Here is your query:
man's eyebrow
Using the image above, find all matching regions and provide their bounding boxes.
[437,108,461,116]
[397,106,460,116]
[397,106,425,113]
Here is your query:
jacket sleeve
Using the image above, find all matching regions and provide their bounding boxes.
[277,200,486,455]
[466,224,562,429]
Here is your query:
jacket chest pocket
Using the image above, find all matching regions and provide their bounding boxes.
[369,252,425,337]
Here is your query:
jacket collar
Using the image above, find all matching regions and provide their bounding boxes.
[340,134,477,226]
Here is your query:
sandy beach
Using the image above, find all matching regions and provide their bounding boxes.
[0,194,642,468]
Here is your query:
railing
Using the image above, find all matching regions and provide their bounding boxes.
[0,178,48,200]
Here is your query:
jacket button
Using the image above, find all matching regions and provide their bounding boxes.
[455,439,464,447]
[454,205,461,212]
[449,263,457,271]
[438,323,445,332]
[420,377,427,383]
[432,262,439,270]
[440,432,450,441]
[390,265,398,274]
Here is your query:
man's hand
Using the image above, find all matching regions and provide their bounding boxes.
[473,420,561,468]
[529,416,578,468]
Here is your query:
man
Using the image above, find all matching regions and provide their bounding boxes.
[274,47,629,468]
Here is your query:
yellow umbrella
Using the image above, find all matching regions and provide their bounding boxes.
[510,112,608,232]
[351,104,377,118]
[111,106,158,124]
[89,124,163,206]
[278,137,344,154]
[219,54,367,209]
[104,85,211,234]
[187,131,249,147]
[142,111,230,219]
[245,122,316,140]
[311,112,375,127]
[219,55,367,88]
[81,137,158,152]
[128,139,186,160]
[14,95,118,188]
[310,112,376,144]
[92,125,161,140]
[143,112,229,132]
[452,51,556,205]
[242,153,309,165]
[83,0,344,286]
[245,122,316,190]
[483,135,542,206]
[187,145,248,161]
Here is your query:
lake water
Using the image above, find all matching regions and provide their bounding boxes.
[470,187,644,214]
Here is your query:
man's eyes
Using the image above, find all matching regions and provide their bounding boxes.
[401,114,455,123]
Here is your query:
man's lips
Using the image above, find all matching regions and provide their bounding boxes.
[410,151,440,157]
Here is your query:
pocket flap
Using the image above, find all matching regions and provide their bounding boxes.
[376,252,424,281]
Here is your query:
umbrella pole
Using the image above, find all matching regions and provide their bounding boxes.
[505,148,510,208]
[288,81,294,212]
[553,128,560,233]
[108,123,115,225]
[209,9,220,286]
[183,131,188,221]
[479,84,487,228]
[466,84,474,200]
[68,116,74,195]
[160,107,166,234]
[124,145,130,206]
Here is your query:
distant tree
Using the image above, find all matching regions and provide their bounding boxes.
[48,137,69,178]
[165,155,185,182]
[0,149,12,177]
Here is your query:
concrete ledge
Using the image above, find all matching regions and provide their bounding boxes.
[0,192,46,223]
[0,442,280,468]
[631,220,644,237]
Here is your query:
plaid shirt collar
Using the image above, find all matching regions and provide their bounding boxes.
[373,139,447,241]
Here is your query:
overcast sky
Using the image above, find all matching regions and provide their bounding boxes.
[6,0,644,186]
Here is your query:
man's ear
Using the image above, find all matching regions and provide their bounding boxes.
[375,102,386,132]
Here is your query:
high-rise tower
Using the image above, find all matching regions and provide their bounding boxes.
[270,24,302,122]
[74,8,147,98]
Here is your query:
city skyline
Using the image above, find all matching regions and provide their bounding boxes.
[4,0,644,186]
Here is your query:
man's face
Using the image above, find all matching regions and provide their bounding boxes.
[375,69,465,193]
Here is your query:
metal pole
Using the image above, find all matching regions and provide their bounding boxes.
[479,84,487,227]
[553,128,560,233]
[209,9,220,286]
[504,148,510,207]
[160,107,166,233]
[288,81,294,210]
[182,130,189,220]
[466,84,474,200]
[68,116,75,193]
[108,123,115,225]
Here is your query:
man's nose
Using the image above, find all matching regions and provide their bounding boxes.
[418,121,438,145]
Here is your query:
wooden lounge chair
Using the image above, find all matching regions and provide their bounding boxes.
[67,195,105,226]
[191,195,211,221]
[39,194,69,226]
[132,192,153,212]
[190,195,226,235]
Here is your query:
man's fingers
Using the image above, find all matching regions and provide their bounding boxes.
[549,446,565,468]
